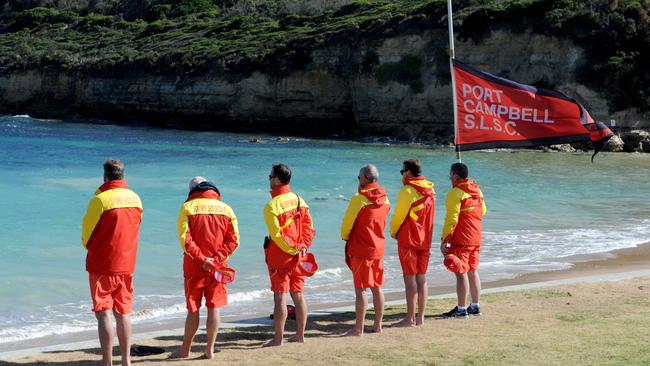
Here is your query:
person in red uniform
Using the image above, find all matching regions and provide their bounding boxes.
[263,164,316,347]
[341,164,390,336]
[82,160,142,366]
[389,159,435,327]
[172,177,240,359]
[440,162,487,317]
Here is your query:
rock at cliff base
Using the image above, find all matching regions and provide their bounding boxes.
[605,135,625,152]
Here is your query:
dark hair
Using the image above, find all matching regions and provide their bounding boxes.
[403,159,422,176]
[104,159,125,180]
[450,162,468,179]
[271,163,291,184]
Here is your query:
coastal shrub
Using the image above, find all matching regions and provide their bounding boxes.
[7,7,78,30]
[75,12,115,30]
[333,0,379,17]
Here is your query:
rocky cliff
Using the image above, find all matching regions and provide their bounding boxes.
[0,0,648,140]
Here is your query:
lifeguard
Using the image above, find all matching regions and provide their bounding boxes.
[82,159,142,366]
[263,164,316,347]
[341,164,390,336]
[390,159,435,327]
[440,162,487,318]
[173,177,239,359]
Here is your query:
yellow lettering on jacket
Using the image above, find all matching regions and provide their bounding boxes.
[185,198,230,216]
[100,189,143,211]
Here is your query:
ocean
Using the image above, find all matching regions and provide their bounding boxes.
[1,115,649,344]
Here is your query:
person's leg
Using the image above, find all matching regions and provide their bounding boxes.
[467,247,482,308]
[456,272,469,308]
[95,310,114,366]
[344,288,367,336]
[290,291,308,342]
[415,274,428,325]
[205,308,220,359]
[468,270,481,304]
[370,287,384,333]
[170,310,200,358]
[267,292,288,346]
[113,311,132,366]
[395,275,416,327]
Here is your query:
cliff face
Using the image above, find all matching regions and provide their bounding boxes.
[1,28,647,139]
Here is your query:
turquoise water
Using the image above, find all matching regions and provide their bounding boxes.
[1,115,649,343]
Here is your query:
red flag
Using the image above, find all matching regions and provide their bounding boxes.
[452,59,612,156]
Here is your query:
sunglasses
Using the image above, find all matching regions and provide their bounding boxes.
[269,175,275,180]
[400,169,407,175]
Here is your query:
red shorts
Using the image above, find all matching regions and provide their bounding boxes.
[89,273,134,314]
[348,257,384,289]
[398,247,431,275]
[184,276,228,313]
[448,245,481,273]
[269,265,305,293]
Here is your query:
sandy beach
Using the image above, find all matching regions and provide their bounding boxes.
[2,241,649,365]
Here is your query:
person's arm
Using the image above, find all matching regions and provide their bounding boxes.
[480,190,487,216]
[441,188,464,243]
[214,208,240,263]
[389,187,416,239]
[300,204,316,250]
[341,194,366,241]
[177,205,207,263]
[81,197,104,249]
[264,203,301,256]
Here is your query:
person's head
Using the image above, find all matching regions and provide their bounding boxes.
[358,164,379,186]
[450,162,469,181]
[188,176,207,192]
[400,159,422,178]
[103,159,125,182]
[269,163,291,188]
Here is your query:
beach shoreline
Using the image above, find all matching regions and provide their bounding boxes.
[2,241,649,360]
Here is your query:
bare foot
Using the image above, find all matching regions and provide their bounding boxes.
[415,318,425,326]
[362,325,382,334]
[262,339,283,347]
[203,348,215,360]
[342,328,363,337]
[168,349,190,359]
[393,318,415,328]
[287,335,305,343]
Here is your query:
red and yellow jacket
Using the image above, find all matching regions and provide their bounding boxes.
[442,178,486,246]
[389,176,435,250]
[82,179,143,275]
[263,185,315,270]
[177,189,239,278]
[341,183,390,259]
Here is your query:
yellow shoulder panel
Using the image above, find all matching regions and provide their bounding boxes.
[341,193,371,241]
[442,187,468,242]
[389,186,420,238]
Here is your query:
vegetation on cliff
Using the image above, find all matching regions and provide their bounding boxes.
[0,0,648,113]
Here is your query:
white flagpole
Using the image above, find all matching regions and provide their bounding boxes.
[447,0,461,162]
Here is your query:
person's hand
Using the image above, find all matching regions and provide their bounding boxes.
[201,258,215,272]
[440,242,451,255]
